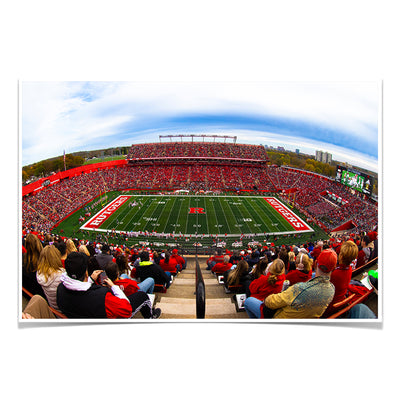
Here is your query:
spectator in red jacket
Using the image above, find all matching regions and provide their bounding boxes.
[322,240,358,317]
[247,258,286,301]
[206,250,225,270]
[285,252,312,286]
[244,259,286,318]
[211,255,233,274]
[159,252,179,274]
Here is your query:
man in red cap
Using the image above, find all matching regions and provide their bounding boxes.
[263,249,337,319]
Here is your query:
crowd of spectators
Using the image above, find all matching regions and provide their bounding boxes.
[208,232,377,319]
[22,224,378,319]
[22,234,179,319]
[22,164,276,232]
[267,166,378,232]
[127,142,268,161]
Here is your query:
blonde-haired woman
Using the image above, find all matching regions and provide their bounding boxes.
[36,245,65,311]
[322,240,359,317]
[244,259,286,318]
[287,251,296,272]
[285,252,312,286]
[66,238,78,254]
[79,244,90,257]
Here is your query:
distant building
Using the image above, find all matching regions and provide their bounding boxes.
[295,149,300,155]
[316,150,332,164]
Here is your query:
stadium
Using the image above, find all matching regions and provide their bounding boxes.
[21,136,379,320]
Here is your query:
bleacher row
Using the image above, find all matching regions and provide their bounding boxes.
[210,257,377,319]
[22,241,377,320]
[127,142,269,161]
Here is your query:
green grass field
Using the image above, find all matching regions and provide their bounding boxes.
[79,194,313,238]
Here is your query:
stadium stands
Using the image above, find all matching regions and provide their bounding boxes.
[127,142,269,162]
[22,162,377,236]
[21,141,379,319]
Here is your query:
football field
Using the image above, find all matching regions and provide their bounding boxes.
[80,195,313,238]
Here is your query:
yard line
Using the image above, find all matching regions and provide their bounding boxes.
[255,197,293,231]
[215,197,238,235]
[153,196,172,233]
[182,197,191,236]
[138,196,162,232]
[117,196,145,231]
[225,198,254,234]
[255,197,293,233]
[122,196,154,232]
[162,196,179,233]
[145,196,173,233]
[243,197,277,233]
[123,196,144,229]
[204,197,219,235]
[175,197,189,235]
[246,197,283,233]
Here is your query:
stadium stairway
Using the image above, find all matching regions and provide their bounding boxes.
[153,256,248,319]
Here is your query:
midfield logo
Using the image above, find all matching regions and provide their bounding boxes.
[188,207,206,214]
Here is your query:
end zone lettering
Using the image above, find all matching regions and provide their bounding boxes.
[83,195,131,229]
[263,197,310,231]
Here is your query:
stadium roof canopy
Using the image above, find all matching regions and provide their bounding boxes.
[159,134,237,143]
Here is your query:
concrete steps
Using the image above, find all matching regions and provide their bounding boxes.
[154,256,248,319]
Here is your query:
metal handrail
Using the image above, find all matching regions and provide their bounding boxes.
[195,254,206,319]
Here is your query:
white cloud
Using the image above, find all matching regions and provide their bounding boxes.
[235,129,378,172]
[21,81,379,167]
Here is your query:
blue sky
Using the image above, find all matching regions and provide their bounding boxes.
[21,81,380,172]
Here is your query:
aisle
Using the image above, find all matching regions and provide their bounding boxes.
[154,256,248,319]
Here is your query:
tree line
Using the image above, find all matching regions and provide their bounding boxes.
[22,147,130,184]
[266,150,336,177]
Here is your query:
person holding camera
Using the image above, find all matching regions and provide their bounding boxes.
[57,252,161,319]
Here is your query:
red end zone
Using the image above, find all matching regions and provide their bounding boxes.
[81,195,131,229]
[263,197,312,232]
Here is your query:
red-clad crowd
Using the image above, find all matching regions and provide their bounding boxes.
[127,142,268,161]
[22,165,377,236]
[205,230,378,319]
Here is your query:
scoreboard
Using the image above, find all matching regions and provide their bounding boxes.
[335,165,373,196]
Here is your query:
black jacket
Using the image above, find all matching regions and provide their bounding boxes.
[135,261,170,285]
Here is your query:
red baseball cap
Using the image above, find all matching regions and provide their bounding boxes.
[317,249,337,273]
